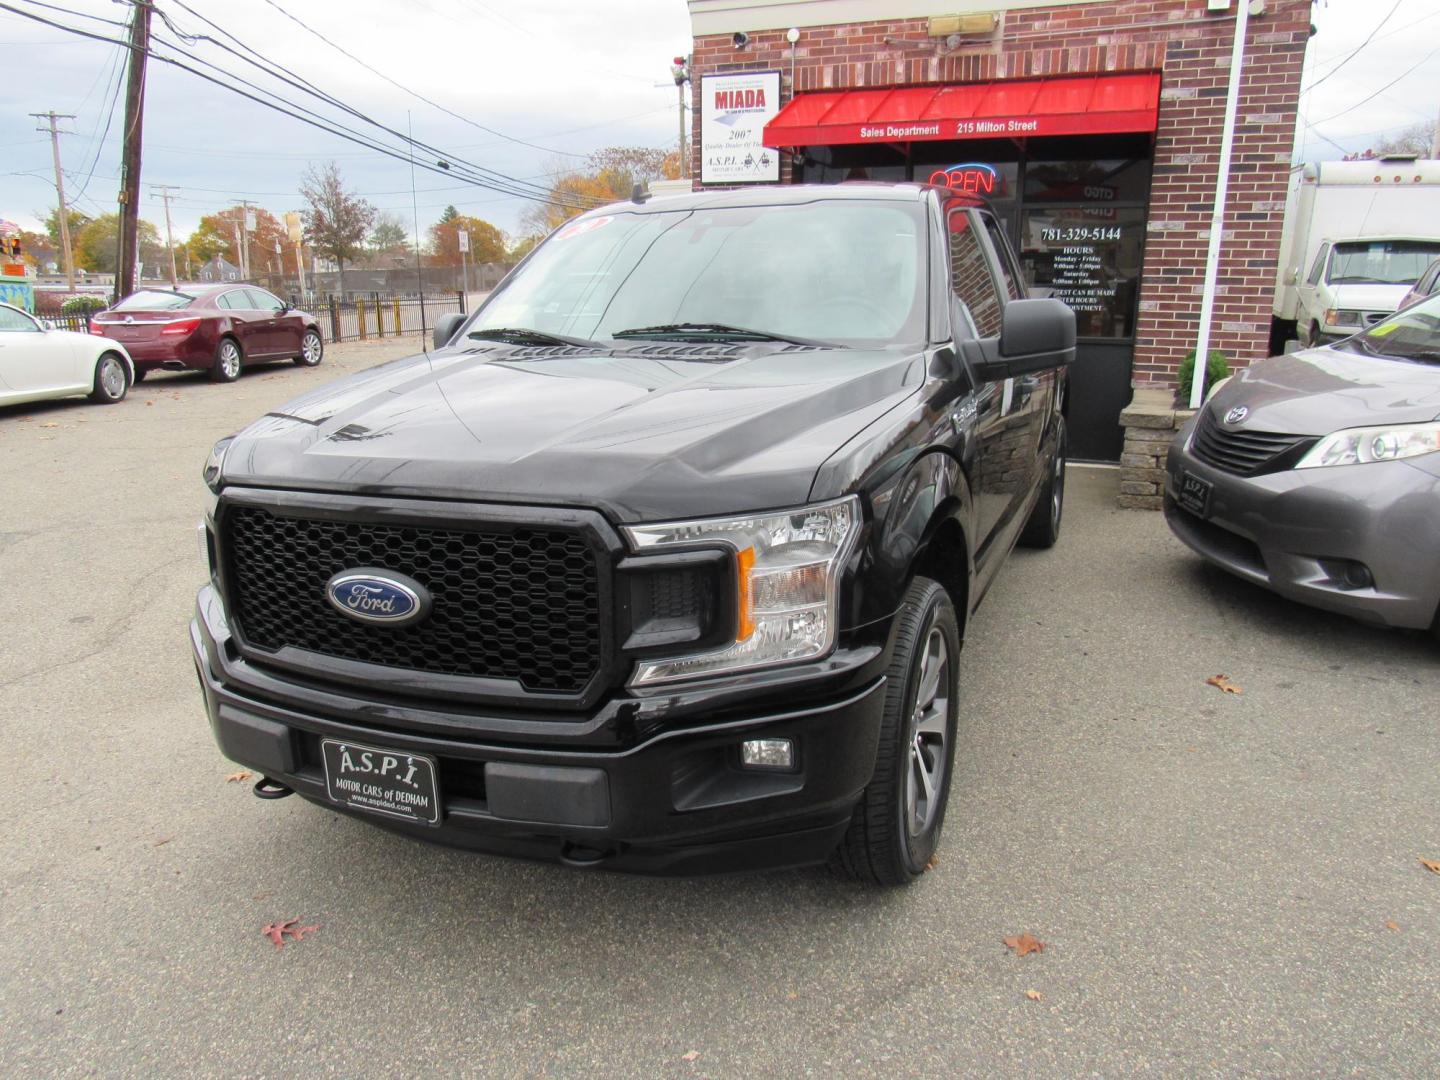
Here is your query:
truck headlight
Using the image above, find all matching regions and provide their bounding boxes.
[1297,421,1440,468]
[1323,308,1362,328]
[623,496,861,685]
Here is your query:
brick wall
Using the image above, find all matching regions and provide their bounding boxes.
[690,0,1310,388]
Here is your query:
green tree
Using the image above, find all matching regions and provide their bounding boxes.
[299,161,376,294]
[438,204,460,224]
[368,213,410,259]
[39,207,92,250]
[73,213,163,275]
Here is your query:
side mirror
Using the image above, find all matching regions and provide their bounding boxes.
[433,311,465,350]
[997,298,1075,374]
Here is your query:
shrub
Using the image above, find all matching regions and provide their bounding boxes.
[60,294,108,316]
[1177,348,1229,401]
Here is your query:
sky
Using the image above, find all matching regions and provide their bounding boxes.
[1,0,1436,249]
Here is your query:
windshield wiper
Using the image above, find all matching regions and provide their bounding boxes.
[466,327,601,348]
[611,322,834,347]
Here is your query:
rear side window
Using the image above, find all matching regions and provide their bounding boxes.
[948,210,1005,338]
[113,290,193,311]
[216,291,251,311]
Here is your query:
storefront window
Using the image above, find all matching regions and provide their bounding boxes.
[1023,159,1150,203]
[1020,206,1146,338]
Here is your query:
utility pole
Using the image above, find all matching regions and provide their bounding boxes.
[115,0,151,303]
[151,184,179,287]
[237,199,258,279]
[31,111,77,292]
[669,57,691,179]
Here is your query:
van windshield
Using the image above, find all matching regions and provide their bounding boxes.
[1329,240,1440,286]
[471,201,927,348]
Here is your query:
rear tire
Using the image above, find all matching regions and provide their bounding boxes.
[1019,417,1066,549]
[88,351,129,404]
[833,577,960,886]
[211,337,243,383]
[294,328,324,367]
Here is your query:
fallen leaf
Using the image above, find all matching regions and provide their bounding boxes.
[40,422,59,429]
[145,400,154,406]
[19,416,33,422]
[785,991,798,1000]
[261,918,322,951]
[1420,858,1440,874]
[1385,920,1400,931]
[1024,989,1045,1002]
[681,1051,700,1062]
[1206,674,1242,695]
[252,890,272,902]
[153,836,174,847]
[1004,932,1045,957]
[924,853,940,872]
[226,770,253,783]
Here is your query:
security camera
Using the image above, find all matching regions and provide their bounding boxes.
[732,31,749,48]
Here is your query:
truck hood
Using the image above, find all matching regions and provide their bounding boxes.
[1210,345,1440,437]
[1328,283,1413,312]
[222,342,925,521]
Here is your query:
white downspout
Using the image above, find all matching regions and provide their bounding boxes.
[1189,0,1252,409]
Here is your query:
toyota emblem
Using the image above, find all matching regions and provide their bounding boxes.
[1224,405,1249,425]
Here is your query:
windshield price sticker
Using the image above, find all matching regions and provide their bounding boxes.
[554,215,613,243]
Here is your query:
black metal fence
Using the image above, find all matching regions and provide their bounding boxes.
[49,313,92,334]
[313,292,466,344]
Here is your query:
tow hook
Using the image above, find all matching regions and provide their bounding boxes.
[558,842,615,868]
[253,776,294,800]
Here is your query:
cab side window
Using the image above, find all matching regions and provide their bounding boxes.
[948,209,1005,338]
[980,213,1024,302]
[1307,244,1329,287]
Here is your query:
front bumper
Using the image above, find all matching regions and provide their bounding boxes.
[191,585,888,875]
[1165,428,1440,630]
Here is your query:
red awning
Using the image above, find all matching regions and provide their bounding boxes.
[763,73,1161,148]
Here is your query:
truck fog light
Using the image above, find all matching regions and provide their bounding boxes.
[741,738,794,770]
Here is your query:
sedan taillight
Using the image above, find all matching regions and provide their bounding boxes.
[88,323,107,335]
[161,317,202,336]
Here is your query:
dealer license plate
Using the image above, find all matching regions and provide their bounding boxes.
[1177,471,1213,517]
[320,738,441,826]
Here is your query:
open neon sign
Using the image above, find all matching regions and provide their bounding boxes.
[928,162,999,195]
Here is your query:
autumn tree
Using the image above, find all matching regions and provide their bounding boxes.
[519,145,684,237]
[40,207,92,250]
[429,214,505,267]
[185,205,288,274]
[299,161,376,294]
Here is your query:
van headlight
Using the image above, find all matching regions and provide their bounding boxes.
[1297,421,1440,468]
[1323,308,1362,328]
[623,496,861,685]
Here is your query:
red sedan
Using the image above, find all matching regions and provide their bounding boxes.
[90,285,324,382]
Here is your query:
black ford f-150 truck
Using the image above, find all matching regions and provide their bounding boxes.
[192,183,1074,884]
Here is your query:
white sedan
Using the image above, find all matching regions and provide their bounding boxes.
[0,302,134,407]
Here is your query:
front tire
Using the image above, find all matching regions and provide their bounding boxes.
[211,337,243,383]
[88,352,129,404]
[294,328,324,367]
[1019,416,1066,549]
[834,577,960,885]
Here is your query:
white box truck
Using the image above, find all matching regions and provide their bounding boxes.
[1272,156,1440,351]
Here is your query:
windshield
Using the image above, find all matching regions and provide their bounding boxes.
[113,289,195,312]
[470,200,927,347]
[1328,240,1440,286]
[1343,293,1440,363]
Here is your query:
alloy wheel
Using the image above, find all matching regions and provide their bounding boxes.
[905,627,950,838]
[302,332,322,365]
[99,355,126,399]
[220,341,241,379]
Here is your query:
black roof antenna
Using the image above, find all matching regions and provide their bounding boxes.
[631,182,652,204]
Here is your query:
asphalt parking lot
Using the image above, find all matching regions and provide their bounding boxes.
[2,338,1438,1078]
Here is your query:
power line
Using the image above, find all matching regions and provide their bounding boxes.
[1308,43,1440,126]
[149,6,583,206]
[254,0,593,159]
[1301,0,1404,97]
[0,2,599,212]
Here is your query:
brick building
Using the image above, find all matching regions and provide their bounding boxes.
[685,0,1311,461]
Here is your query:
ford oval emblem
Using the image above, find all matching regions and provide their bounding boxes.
[325,568,431,627]
[1224,405,1249,425]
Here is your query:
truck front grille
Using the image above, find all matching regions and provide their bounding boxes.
[222,505,602,695]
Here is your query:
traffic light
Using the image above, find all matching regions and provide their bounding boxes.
[6,238,19,259]
[670,55,690,86]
